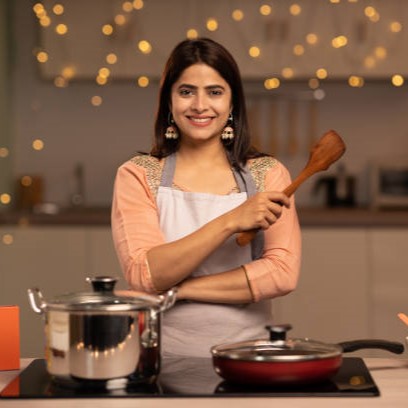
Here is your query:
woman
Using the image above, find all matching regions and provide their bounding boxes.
[111,38,301,358]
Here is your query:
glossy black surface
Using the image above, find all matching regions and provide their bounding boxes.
[0,357,379,399]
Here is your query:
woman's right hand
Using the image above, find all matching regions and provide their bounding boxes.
[225,191,290,233]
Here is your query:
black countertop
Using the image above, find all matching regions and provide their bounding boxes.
[1,207,408,227]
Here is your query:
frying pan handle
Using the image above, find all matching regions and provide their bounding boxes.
[339,339,404,354]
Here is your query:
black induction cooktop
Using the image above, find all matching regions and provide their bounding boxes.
[0,357,379,399]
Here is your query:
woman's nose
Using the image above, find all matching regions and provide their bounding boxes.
[191,92,207,111]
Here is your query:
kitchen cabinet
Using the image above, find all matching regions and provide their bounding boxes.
[1,225,407,358]
[273,228,370,342]
[0,226,122,357]
[369,229,408,351]
[273,227,408,357]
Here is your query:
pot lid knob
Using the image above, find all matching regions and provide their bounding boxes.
[265,324,292,341]
[86,276,118,293]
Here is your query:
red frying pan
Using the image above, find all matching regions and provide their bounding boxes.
[211,325,404,386]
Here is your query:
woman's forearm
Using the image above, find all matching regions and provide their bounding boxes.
[176,267,254,304]
[147,213,236,291]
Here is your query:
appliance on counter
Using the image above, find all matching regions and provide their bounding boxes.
[370,158,408,209]
[1,357,379,399]
[314,163,356,208]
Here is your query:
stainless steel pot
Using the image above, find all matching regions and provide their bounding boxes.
[28,276,177,382]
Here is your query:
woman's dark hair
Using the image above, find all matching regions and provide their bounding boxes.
[151,37,262,169]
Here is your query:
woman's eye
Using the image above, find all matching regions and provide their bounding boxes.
[179,89,193,96]
[210,89,223,96]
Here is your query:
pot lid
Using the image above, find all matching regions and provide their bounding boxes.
[211,325,342,362]
[42,276,162,312]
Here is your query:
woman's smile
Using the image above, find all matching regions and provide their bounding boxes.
[187,115,215,126]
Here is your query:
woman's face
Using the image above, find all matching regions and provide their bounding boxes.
[170,63,232,145]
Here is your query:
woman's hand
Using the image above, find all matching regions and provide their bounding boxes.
[224,191,290,233]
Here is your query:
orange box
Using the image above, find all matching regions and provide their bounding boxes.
[0,305,20,370]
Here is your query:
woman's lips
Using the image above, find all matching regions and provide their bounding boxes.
[187,116,214,126]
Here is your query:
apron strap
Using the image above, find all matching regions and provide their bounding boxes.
[160,153,264,260]
[232,167,265,261]
[160,153,177,187]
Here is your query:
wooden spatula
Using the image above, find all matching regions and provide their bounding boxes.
[236,129,346,247]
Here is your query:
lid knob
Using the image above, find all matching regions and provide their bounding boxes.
[265,324,292,341]
[86,276,118,293]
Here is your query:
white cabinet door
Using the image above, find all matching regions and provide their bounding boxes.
[0,227,87,357]
[273,228,370,343]
[369,229,408,345]
[85,227,125,288]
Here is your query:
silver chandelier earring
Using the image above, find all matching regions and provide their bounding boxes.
[221,113,234,140]
[165,114,179,140]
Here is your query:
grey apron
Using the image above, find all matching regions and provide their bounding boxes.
[157,154,272,358]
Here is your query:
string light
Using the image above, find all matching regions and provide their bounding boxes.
[29,2,407,95]
[114,14,126,25]
[21,176,33,187]
[374,46,387,59]
[364,56,376,69]
[52,4,64,15]
[2,234,14,245]
[122,1,133,13]
[137,76,149,87]
[54,76,68,88]
[133,0,144,10]
[55,23,68,35]
[259,5,272,16]
[106,53,118,64]
[232,9,244,21]
[39,16,51,27]
[36,51,48,63]
[308,78,320,89]
[289,4,302,16]
[249,46,261,58]
[293,44,305,56]
[348,75,365,87]
[102,24,114,36]
[313,89,326,100]
[391,74,404,87]
[0,147,9,158]
[306,33,318,45]
[264,78,280,90]
[186,29,199,39]
[32,139,45,150]
[0,193,11,205]
[331,35,348,48]
[390,21,402,33]
[98,67,110,78]
[206,18,218,31]
[316,68,328,79]
[61,66,75,80]
[96,76,108,85]
[91,96,103,106]
[138,40,152,54]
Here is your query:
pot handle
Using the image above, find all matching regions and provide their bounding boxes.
[339,339,405,354]
[157,287,178,313]
[27,288,47,314]
[86,276,118,293]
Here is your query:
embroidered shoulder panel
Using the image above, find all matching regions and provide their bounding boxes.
[248,156,278,192]
[130,155,162,197]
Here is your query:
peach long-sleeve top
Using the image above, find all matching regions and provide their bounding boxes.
[111,154,301,302]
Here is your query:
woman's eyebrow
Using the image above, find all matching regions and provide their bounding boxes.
[177,83,226,90]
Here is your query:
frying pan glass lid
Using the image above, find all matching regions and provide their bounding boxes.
[211,325,342,362]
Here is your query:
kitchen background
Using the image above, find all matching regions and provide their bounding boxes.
[1,0,408,358]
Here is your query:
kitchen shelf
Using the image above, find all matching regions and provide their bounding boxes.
[298,207,408,227]
[2,207,408,227]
